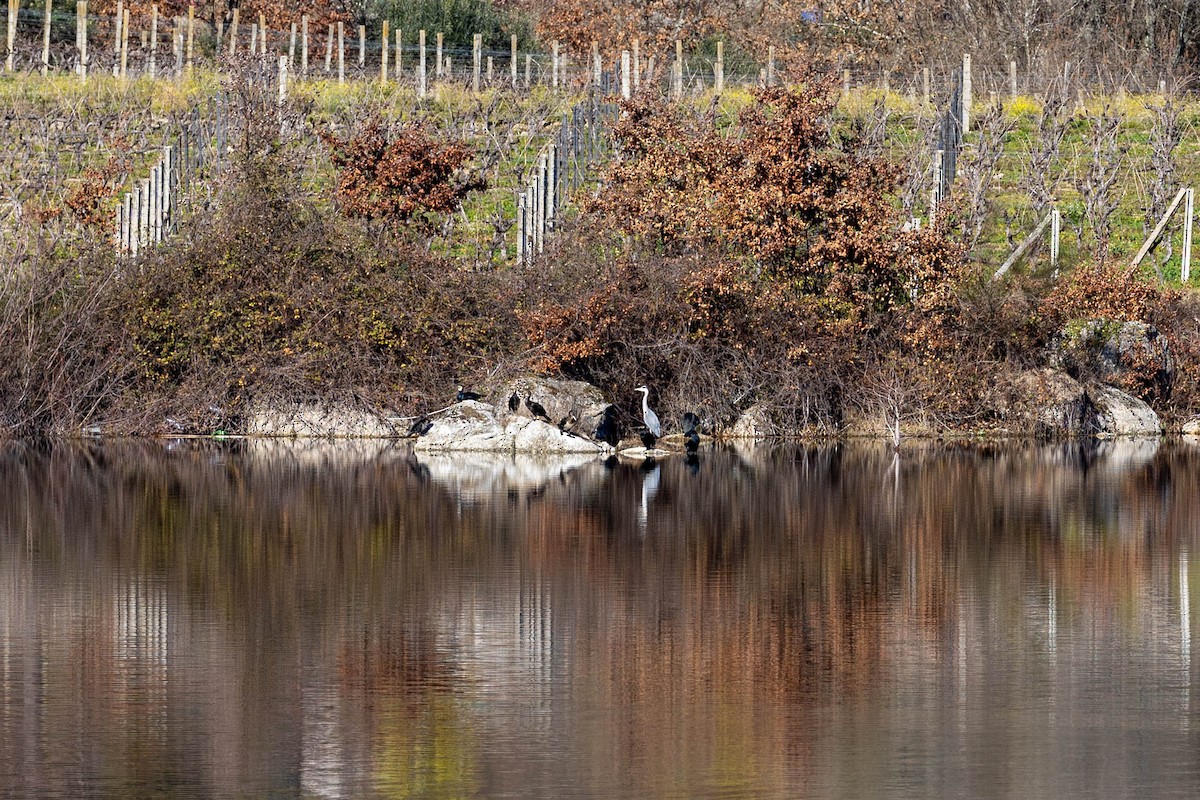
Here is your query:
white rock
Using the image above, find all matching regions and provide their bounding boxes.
[730,403,773,439]
[246,401,402,438]
[414,400,606,454]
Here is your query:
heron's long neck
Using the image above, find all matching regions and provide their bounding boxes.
[641,391,649,416]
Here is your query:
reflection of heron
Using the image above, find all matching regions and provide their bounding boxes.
[639,458,660,531]
[635,386,661,448]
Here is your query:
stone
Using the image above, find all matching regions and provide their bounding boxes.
[246,401,403,438]
[730,403,773,439]
[1182,418,1200,437]
[1052,319,1173,400]
[1017,369,1161,438]
[414,400,606,454]
[498,376,617,442]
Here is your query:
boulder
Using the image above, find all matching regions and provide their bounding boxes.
[1051,319,1173,400]
[730,403,773,439]
[414,400,605,454]
[1182,418,1200,437]
[498,377,619,443]
[1018,369,1161,438]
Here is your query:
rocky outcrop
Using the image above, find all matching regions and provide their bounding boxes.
[729,404,773,439]
[498,376,618,443]
[1051,319,1173,400]
[414,400,605,454]
[1018,369,1161,437]
[246,401,404,438]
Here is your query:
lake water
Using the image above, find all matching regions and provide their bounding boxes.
[2,439,1200,798]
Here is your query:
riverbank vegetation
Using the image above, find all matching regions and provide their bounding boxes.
[4,57,1200,437]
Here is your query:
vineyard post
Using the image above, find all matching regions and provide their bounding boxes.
[547,143,556,222]
[631,39,639,90]
[435,31,442,78]
[380,20,387,82]
[300,15,307,76]
[229,7,237,56]
[591,41,599,88]
[444,55,450,77]
[173,17,181,76]
[552,41,558,88]
[674,40,683,99]
[5,0,15,72]
[843,69,850,98]
[256,12,263,54]
[186,5,193,73]
[128,189,138,255]
[1184,188,1195,282]
[417,29,426,97]
[1050,208,1060,267]
[473,34,482,91]
[79,1,88,79]
[524,53,530,87]
[148,4,157,78]
[288,21,296,65]
[40,0,50,76]
[119,8,128,78]
[394,28,400,75]
[922,67,929,105]
[215,18,222,54]
[931,150,943,214]
[621,50,629,99]
[248,23,256,58]
[1009,60,1017,98]
[120,193,131,253]
[337,21,343,83]
[536,152,547,253]
[113,0,122,65]
[357,24,364,68]
[278,54,287,102]
[510,34,516,86]
[487,55,493,84]
[1159,78,1167,96]
[767,45,775,86]
[516,192,526,263]
[714,40,723,94]
[324,24,331,72]
[962,53,972,133]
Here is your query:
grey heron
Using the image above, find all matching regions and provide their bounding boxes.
[635,386,661,447]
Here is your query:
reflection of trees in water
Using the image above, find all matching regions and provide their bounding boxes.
[1,439,1199,794]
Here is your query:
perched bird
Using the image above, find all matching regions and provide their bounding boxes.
[681,412,701,435]
[525,397,551,422]
[456,385,482,402]
[558,411,578,433]
[508,392,520,412]
[635,386,661,448]
[639,429,659,449]
[407,414,433,437]
[594,407,620,446]
[684,428,700,454]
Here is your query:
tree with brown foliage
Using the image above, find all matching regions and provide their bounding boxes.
[321,121,486,231]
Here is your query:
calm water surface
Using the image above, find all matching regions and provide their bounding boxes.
[2,439,1200,798]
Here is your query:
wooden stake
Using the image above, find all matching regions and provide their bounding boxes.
[633,38,639,90]
[357,23,364,67]
[962,53,972,133]
[472,32,481,92]
[418,28,425,97]
[300,15,307,75]
[524,52,530,87]
[435,31,442,78]
[380,20,387,82]
[337,20,343,83]
[186,4,194,73]
[6,0,17,73]
[324,23,332,72]
[229,7,237,56]
[120,7,129,78]
[394,27,400,74]
[288,21,296,64]
[41,0,51,76]
[149,4,158,78]
[1009,60,1017,98]
[1130,188,1188,273]
[510,33,516,86]
[1184,188,1195,282]
[767,44,775,86]
[994,211,1054,280]
[79,1,88,80]
[552,41,559,88]
[621,49,630,99]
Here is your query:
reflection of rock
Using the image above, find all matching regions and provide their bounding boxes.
[1018,369,1161,438]
[415,400,605,454]
[240,438,405,468]
[246,401,402,438]
[1089,439,1160,476]
[414,450,603,502]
